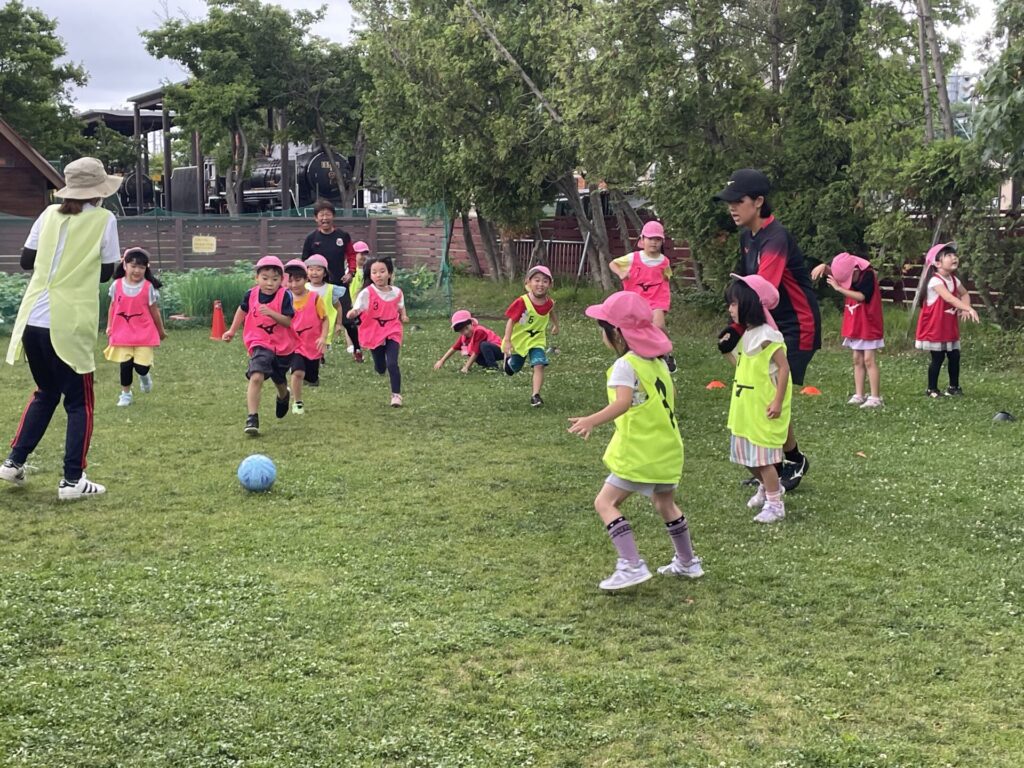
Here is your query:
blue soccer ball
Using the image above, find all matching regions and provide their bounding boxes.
[237,454,276,492]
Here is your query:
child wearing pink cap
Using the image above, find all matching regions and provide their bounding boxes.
[284,259,329,414]
[720,275,792,523]
[103,247,166,407]
[913,243,979,397]
[609,220,676,372]
[502,265,559,407]
[347,256,409,407]
[812,252,885,407]
[434,310,503,373]
[222,255,296,435]
[568,291,703,591]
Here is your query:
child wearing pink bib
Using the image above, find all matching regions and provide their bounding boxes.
[348,256,409,407]
[222,255,296,435]
[610,220,676,372]
[103,248,166,407]
[284,259,329,415]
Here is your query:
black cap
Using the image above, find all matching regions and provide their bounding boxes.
[714,169,771,202]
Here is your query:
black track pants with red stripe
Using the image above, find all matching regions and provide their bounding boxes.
[8,325,95,482]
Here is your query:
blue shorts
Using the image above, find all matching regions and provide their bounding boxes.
[504,347,549,374]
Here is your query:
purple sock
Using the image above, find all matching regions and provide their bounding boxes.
[606,517,641,566]
[665,516,695,562]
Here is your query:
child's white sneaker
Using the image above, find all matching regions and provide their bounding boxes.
[58,474,106,501]
[599,558,653,591]
[747,483,783,509]
[657,555,704,579]
[847,394,865,405]
[139,373,153,393]
[753,500,785,524]
[117,391,133,407]
[390,393,403,408]
[860,396,883,408]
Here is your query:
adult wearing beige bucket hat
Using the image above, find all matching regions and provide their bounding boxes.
[1,157,123,501]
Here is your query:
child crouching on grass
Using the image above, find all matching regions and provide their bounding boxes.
[284,259,328,415]
[719,274,791,524]
[433,310,503,373]
[222,255,295,436]
[568,291,702,591]
[104,247,166,407]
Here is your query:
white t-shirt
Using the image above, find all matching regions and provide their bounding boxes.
[352,283,405,312]
[608,355,649,407]
[924,274,956,307]
[24,204,121,328]
[108,278,159,305]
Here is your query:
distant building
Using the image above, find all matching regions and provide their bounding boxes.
[947,72,976,104]
[0,117,63,217]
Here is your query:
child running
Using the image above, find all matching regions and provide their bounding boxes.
[104,247,167,406]
[284,259,329,414]
[304,254,344,362]
[222,255,295,435]
[914,243,979,397]
[609,220,676,372]
[811,252,885,407]
[501,265,559,407]
[720,274,792,524]
[433,310,503,373]
[568,291,702,590]
[348,257,408,407]
[349,241,370,306]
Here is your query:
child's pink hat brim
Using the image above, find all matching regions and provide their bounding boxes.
[256,255,284,270]
[585,291,673,358]
[284,258,307,274]
[830,252,870,290]
[526,265,553,281]
[730,273,779,330]
[353,241,370,253]
[636,220,666,247]
[305,254,328,269]
[450,309,474,328]
[925,242,955,268]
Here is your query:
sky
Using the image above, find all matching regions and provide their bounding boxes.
[24,0,999,111]
[26,0,356,109]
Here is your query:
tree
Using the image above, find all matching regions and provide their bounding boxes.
[0,0,87,161]
[144,0,322,215]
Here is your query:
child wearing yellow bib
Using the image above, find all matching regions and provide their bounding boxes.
[568,291,703,591]
[501,265,558,407]
[720,274,792,524]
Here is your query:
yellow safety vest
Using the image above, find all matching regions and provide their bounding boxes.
[509,293,550,354]
[6,205,112,374]
[603,353,683,484]
[727,340,791,448]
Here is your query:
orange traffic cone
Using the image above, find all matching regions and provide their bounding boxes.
[800,385,822,395]
[210,300,226,340]
[706,380,726,389]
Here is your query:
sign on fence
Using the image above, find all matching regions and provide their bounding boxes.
[191,235,217,254]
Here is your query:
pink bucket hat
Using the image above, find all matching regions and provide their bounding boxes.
[353,240,370,253]
[450,309,474,329]
[729,273,779,330]
[255,255,284,271]
[830,252,870,290]
[925,242,955,268]
[284,258,307,274]
[526,265,553,281]
[585,291,673,358]
[305,254,329,269]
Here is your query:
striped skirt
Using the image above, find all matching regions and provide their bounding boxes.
[730,434,783,468]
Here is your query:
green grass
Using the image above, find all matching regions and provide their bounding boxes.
[1,278,1022,767]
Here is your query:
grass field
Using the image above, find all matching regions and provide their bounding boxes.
[1,279,1022,767]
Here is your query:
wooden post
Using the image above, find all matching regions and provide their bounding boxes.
[259,219,268,255]
[133,103,144,215]
[162,103,172,211]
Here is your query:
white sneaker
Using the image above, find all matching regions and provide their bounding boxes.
[58,474,106,501]
[117,391,133,407]
[139,373,153,393]
[657,555,704,578]
[860,396,883,409]
[753,500,785,523]
[390,393,403,408]
[0,459,26,486]
[847,394,865,405]
[599,558,653,591]
[747,483,783,509]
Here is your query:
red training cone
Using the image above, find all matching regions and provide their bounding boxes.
[706,380,726,389]
[210,300,226,340]
[800,385,822,395]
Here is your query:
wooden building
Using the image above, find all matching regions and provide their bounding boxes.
[0,117,63,217]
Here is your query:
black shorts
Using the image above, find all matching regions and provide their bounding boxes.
[247,346,291,384]
[787,348,816,387]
